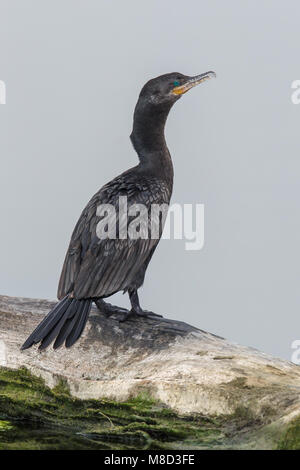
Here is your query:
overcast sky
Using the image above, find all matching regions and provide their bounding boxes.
[0,0,299,360]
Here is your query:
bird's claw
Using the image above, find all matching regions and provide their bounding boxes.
[95,300,129,318]
[138,310,163,318]
[118,309,163,322]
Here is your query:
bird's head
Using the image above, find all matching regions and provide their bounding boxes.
[131,71,216,155]
[138,71,216,108]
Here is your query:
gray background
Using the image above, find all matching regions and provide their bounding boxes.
[0,0,299,360]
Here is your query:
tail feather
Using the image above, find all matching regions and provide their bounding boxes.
[21,297,92,351]
[33,296,71,343]
[53,300,81,350]
[65,300,91,348]
[38,300,82,351]
[21,296,70,350]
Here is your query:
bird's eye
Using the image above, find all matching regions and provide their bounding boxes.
[173,81,180,87]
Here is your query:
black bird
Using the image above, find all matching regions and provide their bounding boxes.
[21,71,215,351]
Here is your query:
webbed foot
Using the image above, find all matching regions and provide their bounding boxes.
[95,299,129,318]
[119,308,163,322]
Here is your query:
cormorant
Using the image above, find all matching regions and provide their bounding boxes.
[22,71,215,351]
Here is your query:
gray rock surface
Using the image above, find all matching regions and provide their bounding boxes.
[0,294,299,428]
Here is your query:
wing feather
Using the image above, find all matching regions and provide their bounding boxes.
[57,169,171,300]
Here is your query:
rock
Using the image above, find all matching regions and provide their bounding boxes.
[0,294,300,449]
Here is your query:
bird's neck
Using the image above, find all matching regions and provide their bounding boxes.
[130,101,173,174]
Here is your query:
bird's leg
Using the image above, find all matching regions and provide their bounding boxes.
[130,290,163,318]
[118,290,163,322]
[94,299,129,318]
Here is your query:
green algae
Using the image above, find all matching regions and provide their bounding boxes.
[0,366,223,450]
[0,366,298,450]
[0,420,13,431]
[277,416,300,450]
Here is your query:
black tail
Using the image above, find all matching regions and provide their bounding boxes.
[21,296,92,351]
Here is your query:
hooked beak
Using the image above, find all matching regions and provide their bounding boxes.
[173,71,216,95]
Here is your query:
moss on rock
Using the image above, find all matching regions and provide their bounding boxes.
[0,366,223,449]
[0,366,298,450]
[277,416,300,450]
